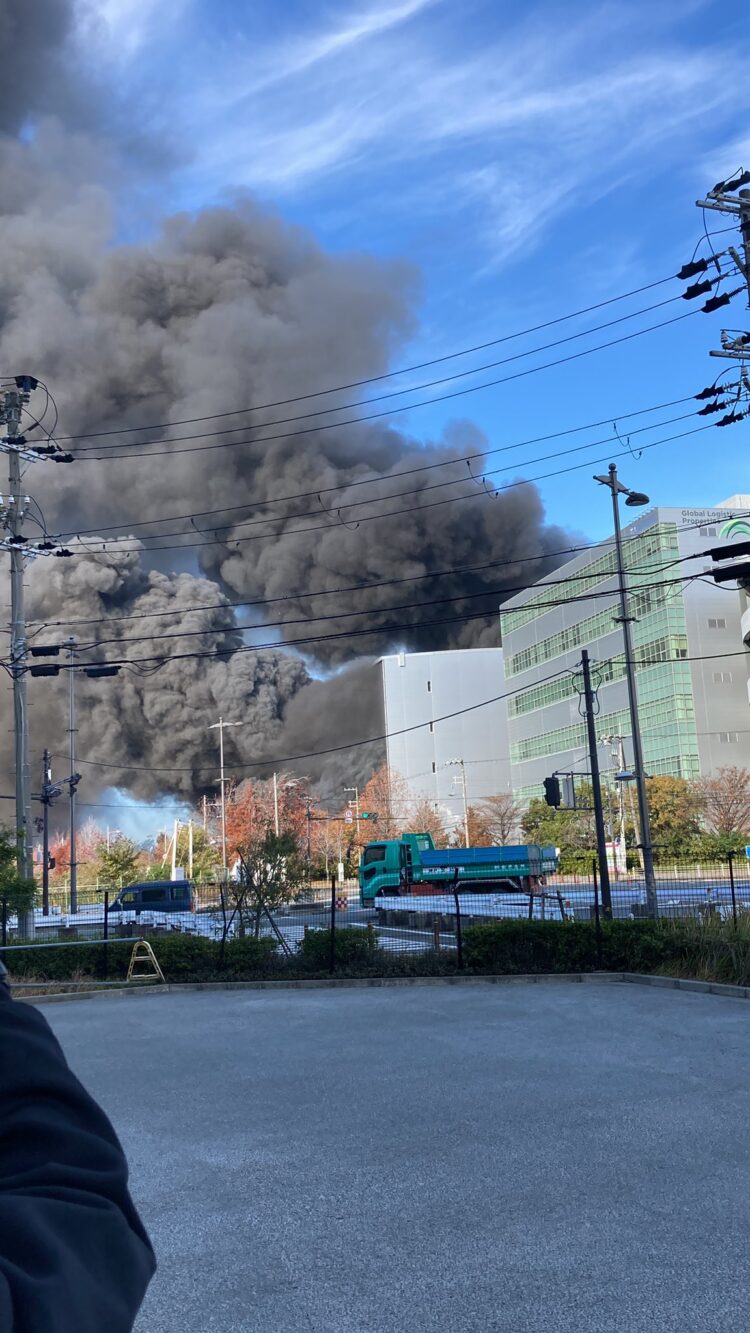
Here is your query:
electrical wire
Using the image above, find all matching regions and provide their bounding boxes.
[72,309,709,462]
[12,568,700,671]
[22,504,746,634]
[54,393,698,539]
[65,408,701,548]
[65,418,728,556]
[52,645,750,778]
[69,293,698,455]
[66,564,694,655]
[52,272,683,444]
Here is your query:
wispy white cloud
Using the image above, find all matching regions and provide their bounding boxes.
[77,0,189,60]
[233,0,441,98]
[87,1,750,269]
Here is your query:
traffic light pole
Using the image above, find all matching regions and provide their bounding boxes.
[581,651,612,919]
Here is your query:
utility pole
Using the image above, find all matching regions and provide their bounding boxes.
[600,734,629,875]
[67,637,78,913]
[580,651,612,919]
[694,172,750,388]
[188,819,193,879]
[1,378,73,909]
[446,758,470,847]
[594,465,657,917]
[273,771,279,836]
[1,384,32,884]
[209,717,241,880]
[40,750,52,915]
[171,819,179,880]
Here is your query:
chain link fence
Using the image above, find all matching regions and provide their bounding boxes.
[3,855,750,985]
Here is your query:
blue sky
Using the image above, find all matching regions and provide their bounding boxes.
[79,0,749,537]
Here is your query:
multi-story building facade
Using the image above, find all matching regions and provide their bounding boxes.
[500,501,750,804]
[379,648,510,832]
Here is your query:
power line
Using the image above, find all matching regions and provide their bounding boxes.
[55,393,696,538]
[52,272,681,444]
[65,418,725,556]
[54,645,750,779]
[69,407,700,548]
[27,508,748,632]
[67,564,694,655]
[69,294,694,455]
[72,309,705,461]
[14,568,706,672]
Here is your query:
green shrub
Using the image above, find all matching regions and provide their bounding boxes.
[461,919,671,975]
[4,941,115,980]
[222,935,279,977]
[149,933,220,980]
[299,925,379,971]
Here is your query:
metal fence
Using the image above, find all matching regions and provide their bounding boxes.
[3,855,750,981]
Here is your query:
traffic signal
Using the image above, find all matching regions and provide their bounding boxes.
[543,776,561,808]
[360,811,378,821]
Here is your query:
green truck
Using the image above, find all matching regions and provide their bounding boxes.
[359,832,559,904]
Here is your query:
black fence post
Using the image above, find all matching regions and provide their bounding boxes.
[592,857,603,969]
[329,874,337,975]
[452,870,464,970]
[102,891,109,979]
[728,852,738,930]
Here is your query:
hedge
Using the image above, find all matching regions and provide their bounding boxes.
[5,917,750,987]
[461,920,670,975]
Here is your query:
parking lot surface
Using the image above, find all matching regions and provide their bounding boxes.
[45,981,750,1333]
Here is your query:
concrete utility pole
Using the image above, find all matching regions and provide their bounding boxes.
[273,771,279,837]
[447,758,470,848]
[209,717,242,879]
[580,651,612,919]
[594,465,657,917]
[67,637,78,913]
[1,384,33,882]
[696,174,750,380]
[600,734,629,875]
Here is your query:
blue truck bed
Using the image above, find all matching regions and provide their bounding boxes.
[420,844,557,874]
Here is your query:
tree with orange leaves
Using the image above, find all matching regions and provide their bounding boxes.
[358,764,410,839]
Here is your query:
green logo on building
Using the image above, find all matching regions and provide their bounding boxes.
[719,518,750,541]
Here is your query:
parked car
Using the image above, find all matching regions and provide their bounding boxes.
[106,880,195,914]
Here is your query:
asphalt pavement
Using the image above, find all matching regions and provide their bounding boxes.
[45,982,750,1333]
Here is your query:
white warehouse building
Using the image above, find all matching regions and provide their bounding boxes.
[377,648,511,834]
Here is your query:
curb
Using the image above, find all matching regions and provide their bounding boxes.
[20,971,750,1005]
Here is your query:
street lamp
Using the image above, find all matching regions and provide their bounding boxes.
[594,463,657,915]
[446,758,470,848]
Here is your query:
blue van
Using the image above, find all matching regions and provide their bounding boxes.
[107,880,195,914]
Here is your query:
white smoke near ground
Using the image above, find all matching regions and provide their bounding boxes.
[0,0,571,804]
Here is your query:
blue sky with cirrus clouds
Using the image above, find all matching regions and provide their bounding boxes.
[71,0,750,530]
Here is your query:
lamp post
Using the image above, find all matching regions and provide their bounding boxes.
[446,758,470,848]
[594,464,657,916]
[208,717,242,880]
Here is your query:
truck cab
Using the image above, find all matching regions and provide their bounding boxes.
[359,833,434,901]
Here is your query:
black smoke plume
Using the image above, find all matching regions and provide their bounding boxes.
[0,1,571,804]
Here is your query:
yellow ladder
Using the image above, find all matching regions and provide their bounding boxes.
[126,939,165,984]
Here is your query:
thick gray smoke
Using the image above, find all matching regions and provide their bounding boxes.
[0,0,74,132]
[22,541,384,798]
[0,3,571,803]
